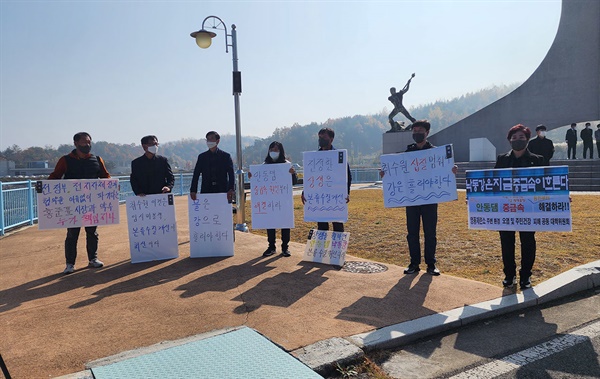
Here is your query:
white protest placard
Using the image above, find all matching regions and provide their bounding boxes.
[380,145,457,207]
[249,163,294,230]
[188,193,234,257]
[303,229,350,267]
[466,166,572,232]
[35,179,120,230]
[126,194,179,263]
[302,149,348,222]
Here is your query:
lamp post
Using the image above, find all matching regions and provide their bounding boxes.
[191,16,248,232]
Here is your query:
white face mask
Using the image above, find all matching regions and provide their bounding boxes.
[207,141,217,149]
[539,131,546,137]
[147,145,158,155]
[269,151,280,160]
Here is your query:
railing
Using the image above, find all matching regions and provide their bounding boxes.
[0,168,381,236]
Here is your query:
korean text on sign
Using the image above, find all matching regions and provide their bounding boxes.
[188,193,234,257]
[36,179,120,230]
[303,149,348,222]
[126,193,179,263]
[303,229,350,267]
[380,144,457,208]
[466,166,571,232]
[250,162,294,230]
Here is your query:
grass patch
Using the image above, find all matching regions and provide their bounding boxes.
[245,190,599,287]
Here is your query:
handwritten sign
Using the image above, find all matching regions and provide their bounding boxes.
[303,149,348,222]
[188,193,234,257]
[35,179,120,230]
[380,145,457,207]
[249,163,294,230]
[466,166,572,231]
[303,229,350,266]
[126,194,179,263]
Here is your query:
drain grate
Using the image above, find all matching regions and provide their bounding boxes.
[342,261,388,274]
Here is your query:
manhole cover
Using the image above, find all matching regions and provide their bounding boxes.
[342,261,388,274]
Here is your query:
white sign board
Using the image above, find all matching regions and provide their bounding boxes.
[126,194,179,263]
[303,229,350,267]
[302,149,348,222]
[249,163,294,230]
[188,193,234,257]
[380,145,457,207]
[36,179,120,230]
[466,166,572,232]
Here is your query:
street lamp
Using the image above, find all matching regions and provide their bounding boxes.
[191,16,248,232]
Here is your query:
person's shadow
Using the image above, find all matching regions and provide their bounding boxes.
[231,262,333,313]
[174,256,279,299]
[69,257,225,308]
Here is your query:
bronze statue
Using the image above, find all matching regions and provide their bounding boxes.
[387,73,417,132]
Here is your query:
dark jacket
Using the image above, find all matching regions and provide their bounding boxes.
[565,128,578,144]
[130,154,175,195]
[406,140,434,153]
[48,150,111,180]
[190,148,235,194]
[580,128,593,143]
[494,149,547,169]
[527,137,554,163]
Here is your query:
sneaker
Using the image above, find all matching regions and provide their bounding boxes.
[502,276,516,288]
[520,277,532,289]
[88,258,104,268]
[63,264,75,275]
[404,264,420,274]
[262,248,275,257]
[426,265,440,276]
[281,250,291,257]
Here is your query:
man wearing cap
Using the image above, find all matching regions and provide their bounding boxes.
[527,125,555,164]
[595,124,600,159]
[581,122,594,159]
[565,123,578,159]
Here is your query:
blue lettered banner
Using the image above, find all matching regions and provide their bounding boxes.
[126,194,179,263]
[303,229,349,267]
[188,193,234,257]
[249,162,294,229]
[380,145,457,207]
[302,149,348,222]
[466,166,571,231]
[36,179,120,229]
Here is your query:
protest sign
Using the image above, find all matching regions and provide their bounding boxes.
[466,165,571,232]
[302,149,348,222]
[36,179,120,230]
[188,193,234,257]
[303,229,349,267]
[126,194,178,263]
[249,162,294,229]
[380,145,457,207]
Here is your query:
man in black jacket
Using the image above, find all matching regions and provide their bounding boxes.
[190,131,235,202]
[581,122,594,159]
[527,124,555,164]
[130,135,174,196]
[565,123,578,159]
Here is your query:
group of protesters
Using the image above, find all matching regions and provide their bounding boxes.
[48,120,582,290]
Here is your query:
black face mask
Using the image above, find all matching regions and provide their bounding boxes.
[318,138,329,148]
[77,145,91,154]
[510,140,528,151]
[412,133,426,143]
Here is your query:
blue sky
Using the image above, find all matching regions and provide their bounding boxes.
[0,0,561,150]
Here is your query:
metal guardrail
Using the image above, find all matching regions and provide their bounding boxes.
[0,168,381,236]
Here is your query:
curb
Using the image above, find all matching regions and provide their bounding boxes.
[293,260,600,376]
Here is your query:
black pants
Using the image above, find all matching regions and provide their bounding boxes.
[583,142,593,159]
[499,231,536,279]
[406,203,438,266]
[267,228,290,250]
[65,227,98,265]
[567,143,577,159]
[317,222,344,232]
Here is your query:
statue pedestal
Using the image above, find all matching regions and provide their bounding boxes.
[382,131,413,154]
